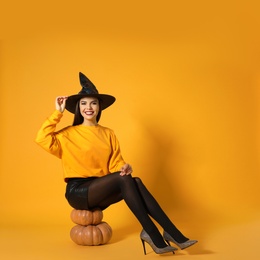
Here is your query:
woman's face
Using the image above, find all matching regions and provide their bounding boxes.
[79,97,100,125]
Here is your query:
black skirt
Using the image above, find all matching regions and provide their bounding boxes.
[65,177,98,210]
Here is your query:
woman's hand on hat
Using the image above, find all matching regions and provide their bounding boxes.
[55,96,68,113]
[120,163,133,176]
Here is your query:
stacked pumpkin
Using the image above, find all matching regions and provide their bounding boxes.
[70,208,112,246]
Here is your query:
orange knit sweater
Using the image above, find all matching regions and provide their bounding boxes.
[35,110,126,181]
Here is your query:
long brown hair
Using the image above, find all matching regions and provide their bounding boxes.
[72,99,102,126]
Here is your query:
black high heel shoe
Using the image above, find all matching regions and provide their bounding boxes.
[163,231,198,250]
[140,229,177,255]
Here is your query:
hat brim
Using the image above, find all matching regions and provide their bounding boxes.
[65,93,116,114]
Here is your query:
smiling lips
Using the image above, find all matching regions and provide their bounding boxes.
[84,111,94,116]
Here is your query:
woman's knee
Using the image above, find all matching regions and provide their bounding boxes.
[111,172,143,188]
[111,171,133,184]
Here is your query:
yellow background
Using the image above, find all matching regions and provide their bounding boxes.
[0,1,260,259]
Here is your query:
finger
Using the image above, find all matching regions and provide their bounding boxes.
[120,165,126,172]
[126,169,133,175]
[60,97,67,103]
[126,165,132,172]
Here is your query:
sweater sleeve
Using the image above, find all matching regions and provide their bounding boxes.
[35,110,63,158]
[108,131,126,173]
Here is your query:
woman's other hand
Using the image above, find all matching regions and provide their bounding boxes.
[55,96,68,113]
[120,163,133,176]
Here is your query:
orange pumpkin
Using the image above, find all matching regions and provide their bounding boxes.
[70,222,113,246]
[70,209,103,226]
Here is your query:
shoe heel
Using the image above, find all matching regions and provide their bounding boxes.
[140,229,177,255]
[140,238,147,255]
[165,240,175,254]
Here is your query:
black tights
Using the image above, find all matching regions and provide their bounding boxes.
[87,172,188,248]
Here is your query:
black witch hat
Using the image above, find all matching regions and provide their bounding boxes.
[65,72,116,114]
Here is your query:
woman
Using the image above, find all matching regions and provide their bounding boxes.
[35,72,197,255]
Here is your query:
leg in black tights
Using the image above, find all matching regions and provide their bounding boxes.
[87,172,187,247]
[87,172,167,248]
[133,177,188,243]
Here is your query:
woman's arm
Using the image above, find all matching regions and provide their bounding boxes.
[108,130,133,175]
[35,96,68,158]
